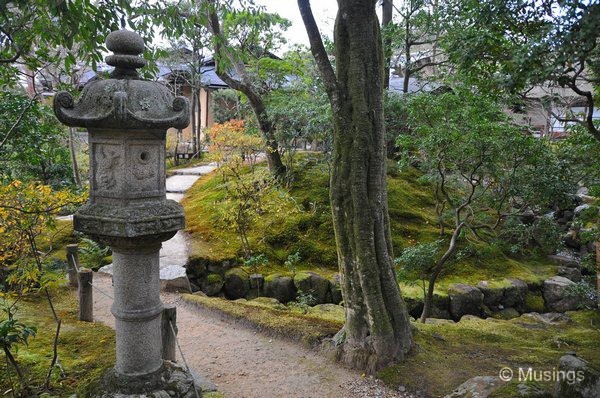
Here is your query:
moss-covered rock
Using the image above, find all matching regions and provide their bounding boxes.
[524,291,545,313]
[293,271,330,304]
[448,283,484,320]
[200,273,224,296]
[543,276,579,312]
[445,376,506,398]
[492,307,520,320]
[502,278,528,311]
[556,353,600,398]
[264,273,296,303]
[477,281,504,309]
[431,294,451,319]
[223,268,249,299]
[248,297,288,310]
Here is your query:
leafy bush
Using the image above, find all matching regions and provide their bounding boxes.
[243,253,269,274]
[497,216,563,257]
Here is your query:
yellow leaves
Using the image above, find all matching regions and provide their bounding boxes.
[0,180,85,266]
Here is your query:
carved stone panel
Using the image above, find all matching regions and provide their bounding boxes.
[92,143,125,197]
[127,143,162,196]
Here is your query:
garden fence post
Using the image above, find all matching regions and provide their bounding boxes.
[78,268,93,322]
[162,305,177,362]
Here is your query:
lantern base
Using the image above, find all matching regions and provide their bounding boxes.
[91,361,201,397]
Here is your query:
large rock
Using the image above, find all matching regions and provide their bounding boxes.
[543,276,578,312]
[431,294,452,319]
[555,353,600,398]
[293,271,330,304]
[448,284,484,320]
[329,274,343,304]
[502,278,528,311]
[445,376,506,398]
[159,265,191,292]
[264,274,296,303]
[574,204,592,216]
[547,253,580,268]
[200,273,223,296]
[564,230,582,250]
[223,268,249,299]
[477,281,504,309]
[558,266,582,282]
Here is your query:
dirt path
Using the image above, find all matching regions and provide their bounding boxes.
[91,273,409,398]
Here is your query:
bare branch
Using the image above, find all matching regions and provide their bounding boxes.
[0,97,36,154]
[297,0,338,98]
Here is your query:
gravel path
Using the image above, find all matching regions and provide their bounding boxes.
[91,273,411,398]
[90,162,413,397]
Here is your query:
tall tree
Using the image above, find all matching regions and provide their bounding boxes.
[204,1,288,177]
[387,0,445,93]
[298,0,413,372]
[382,0,394,89]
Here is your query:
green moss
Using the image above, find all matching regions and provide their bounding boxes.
[1,289,115,396]
[225,267,248,279]
[524,291,546,313]
[202,392,226,398]
[264,273,282,283]
[182,154,557,292]
[206,273,223,284]
[182,294,342,346]
[378,311,600,396]
[246,297,288,310]
[294,271,311,283]
[39,219,76,262]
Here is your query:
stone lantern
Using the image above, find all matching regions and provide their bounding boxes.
[54,30,198,396]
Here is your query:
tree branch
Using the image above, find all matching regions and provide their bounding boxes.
[0,98,36,154]
[563,61,599,141]
[297,0,338,98]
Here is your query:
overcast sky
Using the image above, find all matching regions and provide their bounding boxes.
[253,0,339,48]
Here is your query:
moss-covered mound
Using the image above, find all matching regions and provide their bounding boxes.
[0,289,115,396]
[182,154,557,298]
[379,311,600,397]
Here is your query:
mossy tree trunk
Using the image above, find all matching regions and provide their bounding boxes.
[299,0,412,373]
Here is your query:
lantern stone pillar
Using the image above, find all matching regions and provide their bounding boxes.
[54,30,199,396]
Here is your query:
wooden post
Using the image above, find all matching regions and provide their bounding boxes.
[66,244,79,287]
[78,268,93,322]
[161,305,177,362]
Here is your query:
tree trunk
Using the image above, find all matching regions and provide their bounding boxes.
[244,91,286,177]
[68,127,82,188]
[299,0,413,373]
[420,222,464,323]
[191,89,198,157]
[206,3,286,178]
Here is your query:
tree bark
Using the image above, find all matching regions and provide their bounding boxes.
[299,0,412,373]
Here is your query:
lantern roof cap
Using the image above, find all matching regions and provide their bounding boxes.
[53,30,189,130]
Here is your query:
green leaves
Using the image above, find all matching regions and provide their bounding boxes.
[0,91,71,187]
[0,309,37,350]
[398,86,574,249]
